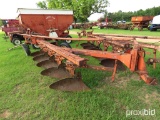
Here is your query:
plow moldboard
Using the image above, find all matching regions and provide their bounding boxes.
[49,77,90,91]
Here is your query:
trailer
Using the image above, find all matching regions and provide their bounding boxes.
[130,16,153,31]
[10,8,160,91]
[8,8,73,46]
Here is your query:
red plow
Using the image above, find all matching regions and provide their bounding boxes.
[8,8,160,91]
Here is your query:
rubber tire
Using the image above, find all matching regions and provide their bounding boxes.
[31,44,40,49]
[65,35,72,44]
[12,38,22,45]
[60,42,71,48]
[22,44,31,56]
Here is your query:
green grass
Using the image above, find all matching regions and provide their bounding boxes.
[72,26,160,36]
[0,29,160,120]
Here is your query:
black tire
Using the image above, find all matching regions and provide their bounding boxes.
[60,42,71,48]
[31,44,40,49]
[65,35,72,44]
[150,28,157,31]
[100,26,104,29]
[12,38,22,45]
[22,44,31,56]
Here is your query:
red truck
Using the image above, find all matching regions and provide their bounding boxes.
[1,19,19,35]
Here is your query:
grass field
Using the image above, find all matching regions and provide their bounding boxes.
[0,28,160,120]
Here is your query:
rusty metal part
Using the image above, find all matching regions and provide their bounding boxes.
[33,54,49,63]
[21,34,104,41]
[36,56,58,69]
[137,51,157,85]
[37,60,58,69]
[92,33,148,39]
[54,54,65,65]
[100,59,126,71]
[65,48,132,69]
[37,39,88,67]
[62,47,158,84]
[112,60,118,81]
[41,64,73,79]
[49,73,90,91]
[65,60,77,76]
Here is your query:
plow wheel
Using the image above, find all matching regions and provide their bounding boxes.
[100,59,126,71]
[41,64,72,79]
[33,54,50,63]
[49,73,90,91]
[36,56,58,69]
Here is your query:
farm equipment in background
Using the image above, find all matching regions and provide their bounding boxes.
[130,16,153,31]
[7,8,73,46]
[8,8,160,91]
[1,19,21,41]
[97,18,112,29]
[1,19,19,36]
[113,22,131,30]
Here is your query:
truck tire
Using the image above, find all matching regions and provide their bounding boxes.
[12,38,22,45]
[60,42,71,48]
[65,35,72,44]
[22,44,31,56]
[31,44,40,49]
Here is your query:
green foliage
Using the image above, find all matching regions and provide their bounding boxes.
[108,6,160,22]
[37,0,109,23]
[36,1,47,9]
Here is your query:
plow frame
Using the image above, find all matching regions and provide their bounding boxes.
[20,32,159,85]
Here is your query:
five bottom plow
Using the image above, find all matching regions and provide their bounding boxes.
[29,36,159,92]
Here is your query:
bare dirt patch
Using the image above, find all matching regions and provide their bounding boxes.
[0,110,12,119]
[138,87,160,107]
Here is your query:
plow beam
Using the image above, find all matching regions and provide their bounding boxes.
[21,34,104,41]
[92,33,148,39]
[63,48,132,69]
[36,39,87,67]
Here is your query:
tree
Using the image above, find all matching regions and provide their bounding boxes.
[36,1,47,9]
[37,0,109,22]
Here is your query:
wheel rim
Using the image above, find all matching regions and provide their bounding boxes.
[66,40,71,43]
[33,45,40,49]
[14,39,21,45]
